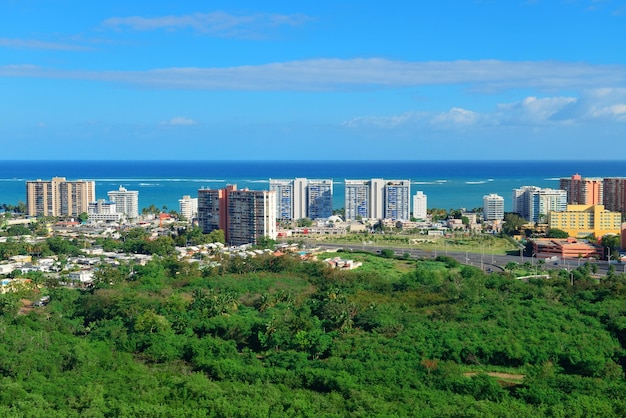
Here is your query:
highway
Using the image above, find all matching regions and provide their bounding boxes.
[312,242,619,277]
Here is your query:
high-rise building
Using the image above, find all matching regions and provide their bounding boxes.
[344,180,370,221]
[179,195,198,221]
[384,180,411,221]
[26,177,96,217]
[560,174,603,205]
[198,188,224,234]
[412,191,428,220]
[483,194,504,221]
[344,179,410,221]
[269,178,332,220]
[306,179,333,220]
[107,186,139,220]
[198,185,276,246]
[603,178,626,213]
[512,186,567,223]
[270,179,296,221]
[548,205,621,238]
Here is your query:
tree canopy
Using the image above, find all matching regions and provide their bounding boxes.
[546,228,570,238]
[2,245,626,416]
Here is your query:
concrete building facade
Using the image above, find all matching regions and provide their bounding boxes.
[269,178,332,221]
[512,186,567,223]
[560,174,603,205]
[26,177,96,217]
[344,180,370,221]
[88,200,122,223]
[107,186,139,220]
[603,177,626,213]
[483,194,504,221]
[384,180,411,221]
[531,238,604,260]
[412,191,428,220]
[548,204,622,238]
[198,185,276,246]
[179,195,198,221]
[344,179,410,221]
[306,179,333,220]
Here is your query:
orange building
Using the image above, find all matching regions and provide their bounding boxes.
[560,174,603,205]
[532,238,604,260]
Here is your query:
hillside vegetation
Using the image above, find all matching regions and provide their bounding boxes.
[1,252,626,417]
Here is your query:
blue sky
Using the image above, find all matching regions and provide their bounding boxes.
[1,0,626,160]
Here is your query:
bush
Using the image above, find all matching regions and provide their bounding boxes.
[380,249,394,258]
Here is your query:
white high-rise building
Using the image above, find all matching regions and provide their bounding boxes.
[344,179,410,221]
[413,191,427,220]
[513,186,567,223]
[269,178,332,220]
[344,180,370,221]
[107,186,139,220]
[179,195,198,221]
[384,180,411,221]
[483,193,504,221]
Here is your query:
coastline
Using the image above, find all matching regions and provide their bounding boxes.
[1,160,625,213]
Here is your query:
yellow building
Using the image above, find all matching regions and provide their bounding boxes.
[548,204,622,238]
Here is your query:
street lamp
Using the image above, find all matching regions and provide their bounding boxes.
[532,252,537,276]
[481,243,485,271]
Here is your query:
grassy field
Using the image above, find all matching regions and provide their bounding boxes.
[305,232,518,255]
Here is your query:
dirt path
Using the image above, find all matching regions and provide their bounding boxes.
[463,372,525,380]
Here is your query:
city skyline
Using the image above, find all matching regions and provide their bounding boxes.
[2,1,626,160]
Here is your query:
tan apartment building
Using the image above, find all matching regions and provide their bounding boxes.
[26,177,96,217]
[548,204,621,238]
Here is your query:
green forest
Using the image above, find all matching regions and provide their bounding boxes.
[2,251,626,417]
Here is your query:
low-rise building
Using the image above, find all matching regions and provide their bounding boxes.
[68,270,95,284]
[531,238,604,260]
[88,200,123,223]
[323,256,363,270]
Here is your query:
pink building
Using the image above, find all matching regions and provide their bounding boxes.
[560,174,603,205]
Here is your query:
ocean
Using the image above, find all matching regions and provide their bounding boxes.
[1,160,625,213]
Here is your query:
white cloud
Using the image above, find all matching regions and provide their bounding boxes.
[496,96,578,124]
[343,92,626,131]
[588,104,626,120]
[0,37,90,51]
[343,108,483,130]
[102,11,311,38]
[161,117,198,126]
[2,59,626,92]
[431,108,479,126]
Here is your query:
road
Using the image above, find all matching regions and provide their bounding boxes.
[312,242,619,276]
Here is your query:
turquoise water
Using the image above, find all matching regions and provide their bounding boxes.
[1,160,624,212]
